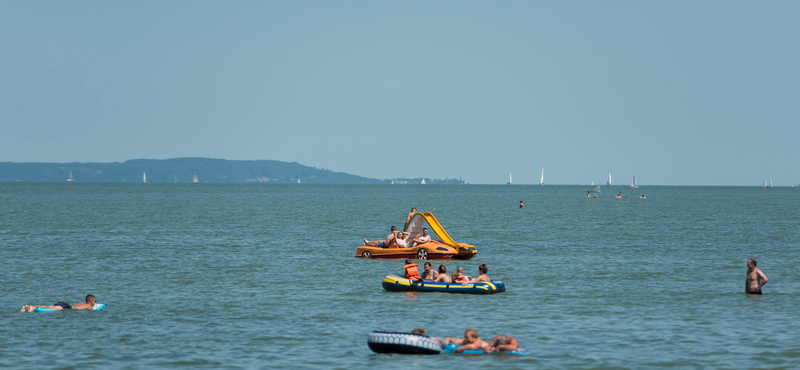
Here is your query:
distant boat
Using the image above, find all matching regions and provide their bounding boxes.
[174,176,177,183]
[760,178,773,189]
[143,172,146,183]
[507,173,512,185]
[297,179,301,184]
[421,178,426,185]
[607,172,611,186]
[629,175,638,188]
[769,177,773,188]
[67,170,74,182]
[540,168,544,186]
[193,173,198,183]
[591,181,594,186]
[391,179,395,184]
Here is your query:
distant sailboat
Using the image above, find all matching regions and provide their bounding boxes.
[297,179,301,184]
[507,173,512,185]
[540,168,544,186]
[607,172,612,186]
[174,176,177,183]
[391,179,395,184]
[193,173,198,183]
[769,177,773,188]
[67,170,74,182]
[591,181,594,186]
[629,175,638,188]
[143,172,147,183]
[421,178,426,184]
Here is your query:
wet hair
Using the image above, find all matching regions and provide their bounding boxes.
[465,328,478,339]
[85,294,95,303]
[479,264,488,274]
[411,328,426,335]
[391,226,397,231]
[424,262,432,267]
[438,265,447,273]
[405,259,413,265]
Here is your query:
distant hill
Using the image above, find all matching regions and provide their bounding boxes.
[0,158,466,184]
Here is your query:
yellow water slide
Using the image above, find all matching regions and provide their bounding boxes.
[404,212,460,247]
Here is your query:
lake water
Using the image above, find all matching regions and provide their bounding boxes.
[1,183,798,369]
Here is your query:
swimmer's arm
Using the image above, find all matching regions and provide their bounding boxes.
[454,341,483,353]
[757,270,768,287]
[442,337,462,346]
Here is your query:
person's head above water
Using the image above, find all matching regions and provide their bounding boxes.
[478,264,488,274]
[411,328,426,335]
[438,265,447,274]
[85,295,96,304]
[464,328,478,340]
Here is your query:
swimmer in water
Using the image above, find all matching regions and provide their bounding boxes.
[746,259,768,294]
[442,328,488,353]
[614,192,622,199]
[593,193,598,198]
[586,192,591,198]
[519,201,524,208]
[639,195,646,199]
[412,328,443,343]
[21,295,97,312]
[483,334,519,353]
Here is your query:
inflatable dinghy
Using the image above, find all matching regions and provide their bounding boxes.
[367,330,441,355]
[382,274,506,294]
[441,342,530,356]
[33,303,107,313]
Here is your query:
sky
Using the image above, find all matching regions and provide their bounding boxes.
[1,1,798,185]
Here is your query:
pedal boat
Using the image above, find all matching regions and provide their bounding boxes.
[382,274,506,294]
[355,212,476,260]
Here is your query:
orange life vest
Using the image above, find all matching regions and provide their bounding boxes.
[403,263,420,280]
[455,275,468,283]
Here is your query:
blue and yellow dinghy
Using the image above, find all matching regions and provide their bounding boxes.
[382,274,506,294]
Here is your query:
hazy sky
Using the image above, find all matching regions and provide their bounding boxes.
[1,1,798,185]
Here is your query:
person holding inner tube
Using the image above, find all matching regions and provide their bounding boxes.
[483,335,519,354]
[442,328,488,353]
[403,259,422,281]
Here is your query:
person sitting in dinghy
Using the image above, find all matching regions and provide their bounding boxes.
[421,262,438,280]
[433,265,452,283]
[461,264,491,285]
[403,259,422,281]
[20,294,97,312]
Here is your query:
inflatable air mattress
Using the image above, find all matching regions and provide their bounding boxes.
[442,342,530,356]
[33,303,107,313]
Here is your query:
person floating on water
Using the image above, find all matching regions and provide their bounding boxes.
[403,259,421,281]
[593,193,598,198]
[412,328,443,343]
[615,192,622,199]
[519,201,524,208]
[363,226,397,248]
[746,259,768,295]
[433,265,452,282]
[442,329,488,353]
[586,192,591,198]
[421,262,437,280]
[462,264,491,285]
[483,334,519,354]
[20,294,97,312]
[639,195,646,199]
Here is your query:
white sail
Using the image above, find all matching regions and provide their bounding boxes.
[769,177,772,188]
[391,179,395,184]
[540,168,544,186]
[591,181,594,186]
[761,179,767,188]
[67,170,74,182]
[508,173,512,185]
[607,172,611,186]
[193,173,198,183]
[629,175,638,188]
[421,178,426,184]
[143,172,147,183]
[297,179,301,184]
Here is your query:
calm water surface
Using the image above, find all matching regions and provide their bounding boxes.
[1,183,799,369]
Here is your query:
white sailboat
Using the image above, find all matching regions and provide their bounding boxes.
[507,173,512,185]
[540,168,544,186]
[391,179,395,184]
[297,179,301,184]
[67,170,74,182]
[607,172,611,186]
[193,173,198,183]
[769,177,773,188]
[143,172,147,183]
[174,176,177,183]
[629,175,638,188]
[591,181,594,186]
[421,178,426,184]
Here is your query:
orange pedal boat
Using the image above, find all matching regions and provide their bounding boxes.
[355,212,476,260]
